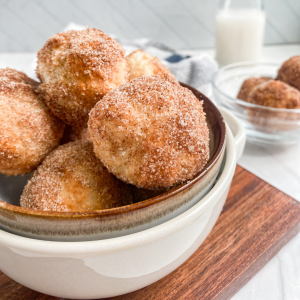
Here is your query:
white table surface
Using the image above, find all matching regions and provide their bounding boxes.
[0,45,299,299]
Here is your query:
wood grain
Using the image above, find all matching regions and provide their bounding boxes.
[1,166,300,300]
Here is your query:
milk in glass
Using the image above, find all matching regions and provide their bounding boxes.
[215,9,266,65]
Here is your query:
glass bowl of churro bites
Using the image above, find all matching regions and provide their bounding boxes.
[213,60,300,146]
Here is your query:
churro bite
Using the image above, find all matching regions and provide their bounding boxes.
[88,76,210,190]
[0,67,39,87]
[36,28,128,127]
[126,50,178,84]
[20,141,133,212]
[246,80,300,109]
[237,77,271,101]
[0,68,64,176]
[277,56,300,91]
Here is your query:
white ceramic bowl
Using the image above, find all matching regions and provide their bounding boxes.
[0,108,245,299]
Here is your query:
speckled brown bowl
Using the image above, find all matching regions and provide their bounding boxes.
[0,83,226,241]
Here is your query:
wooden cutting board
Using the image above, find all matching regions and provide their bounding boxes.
[1,165,300,300]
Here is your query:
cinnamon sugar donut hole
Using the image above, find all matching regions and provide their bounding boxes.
[277,56,300,91]
[247,80,300,109]
[20,141,133,212]
[127,50,178,84]
[36,28,128,127]
[0,67,39,87]
[88,76,210,190]
[237,77,271,101]
[0,68,64,176]
[245,80,300,132]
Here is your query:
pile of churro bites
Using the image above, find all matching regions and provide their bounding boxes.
[237,57,300,131]
[238,57,300,109]
[0,28,210,212]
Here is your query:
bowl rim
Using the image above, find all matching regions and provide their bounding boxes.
[0,124,235,252]
[0,83,226,219]
[212,61,300,113]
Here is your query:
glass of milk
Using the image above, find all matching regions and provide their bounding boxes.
[215,0,266,66]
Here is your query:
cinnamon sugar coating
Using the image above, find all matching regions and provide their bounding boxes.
[246,80,300,109]
[36,28,128,127]
[0,67,39,87]
[127,50,178,84]
[277,56,300,91]
[245,80,300,132]
[237,77,271,101]
[88,76,210,190]
[20,141,133,212]
[0,68,64,176]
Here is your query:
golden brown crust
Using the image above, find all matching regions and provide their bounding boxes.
[244,80,300,132]
[0,69,64,176]
[36,28,128,127]
[0,67,39,87]
[126,50,178,85]
[277,56,300,91]
[20,141,133,212]
[88,76,210,190]
[237,77,271,101]
[246,80,300,109]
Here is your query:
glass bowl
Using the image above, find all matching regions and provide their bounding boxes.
[212,61,300,146]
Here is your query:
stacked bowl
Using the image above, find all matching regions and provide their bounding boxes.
[0,84,245,299]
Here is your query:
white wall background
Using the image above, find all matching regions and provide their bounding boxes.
[0,0,299,52]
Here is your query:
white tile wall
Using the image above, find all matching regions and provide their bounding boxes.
[0,0,299,52]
